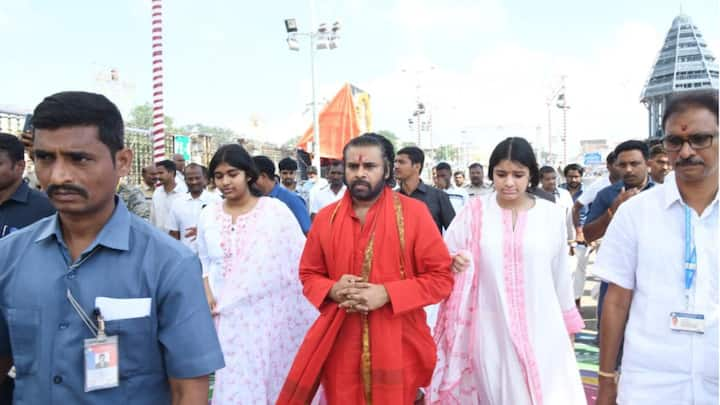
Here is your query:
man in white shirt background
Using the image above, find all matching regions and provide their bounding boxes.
[465,162,492,197]
[540,165,575,212]
[571,151,621,245]
[647,143,672,184]
[167,163,221,252]
[595,91,718,405]
[309,160,345,220]
[150,159,186,231]
[173,153,186,185]
[435,161,469,213]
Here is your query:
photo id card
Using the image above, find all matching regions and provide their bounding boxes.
[84,335,119,392]
[670,312,705,334]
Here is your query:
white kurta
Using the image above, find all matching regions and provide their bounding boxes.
[430,192,586,405]
[594,174,718,405]
[197,197,318,404]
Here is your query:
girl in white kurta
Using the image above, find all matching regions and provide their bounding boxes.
[429,137,586,405]
[198,144,317,404]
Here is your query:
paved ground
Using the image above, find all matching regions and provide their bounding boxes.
[577,254,603,405]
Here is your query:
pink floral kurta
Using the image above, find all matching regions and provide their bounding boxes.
[198,197,317,404]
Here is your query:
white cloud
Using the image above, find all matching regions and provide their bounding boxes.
[389,0,508,36]
[350,21,669,164]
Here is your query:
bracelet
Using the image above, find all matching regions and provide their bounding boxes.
[598,370,619,384]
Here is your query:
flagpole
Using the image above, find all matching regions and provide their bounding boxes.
[309,0,321,174]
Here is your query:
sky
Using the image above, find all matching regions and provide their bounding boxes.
[1,0,719,159]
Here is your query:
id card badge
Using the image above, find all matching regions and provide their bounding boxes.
[84,335,119,392]
[670,312,705,334]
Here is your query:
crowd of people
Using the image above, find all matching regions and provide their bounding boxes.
[0,89,716,405]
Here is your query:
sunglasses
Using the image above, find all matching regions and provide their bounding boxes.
[662,133,718,152]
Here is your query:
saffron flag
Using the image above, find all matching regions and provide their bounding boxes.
[298,83,362,160]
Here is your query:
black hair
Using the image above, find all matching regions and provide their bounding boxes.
[32,91,124,163]
[614,140,649,160]
[649,144,667,159]
[468,162,483,170]
[435,162,452,172]
[342,133,395,187]
[185,162,208,179]
[156,159,176,174]
[662,90,719,131]
[252,155,276,178]
[539,165,556,177]
[209,144,259,187]
[487,137,540,188]
[278,157,298,171]
[0,133,24,164]
[397,146,425,174]
[453,171,465,177]
[606,151,617,165]
[563,163,584,177]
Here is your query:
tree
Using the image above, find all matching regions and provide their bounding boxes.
[376,130,400,151]
[180,123,238,145]
[127,103,177,133]
[434,144,460,162]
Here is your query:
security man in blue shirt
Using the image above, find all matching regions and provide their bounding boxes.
[0,92,224,404]
[0,133,55,238]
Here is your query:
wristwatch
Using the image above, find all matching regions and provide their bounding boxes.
[598,370,619,384]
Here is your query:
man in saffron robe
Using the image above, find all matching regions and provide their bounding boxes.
[278,134,454,405]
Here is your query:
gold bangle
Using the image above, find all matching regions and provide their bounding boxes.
[598,370,619,384]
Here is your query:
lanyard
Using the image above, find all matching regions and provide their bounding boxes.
[65,246,106,338]
[684,206,698,308]
[66,289,104,338]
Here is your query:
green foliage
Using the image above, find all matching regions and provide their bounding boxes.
[127,104,238,143]
[434,144,460,162]
[376,130,400,150]
[127,103,176,133]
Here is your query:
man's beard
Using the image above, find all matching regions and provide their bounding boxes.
[349,179,385,201]
[282,178,295,187]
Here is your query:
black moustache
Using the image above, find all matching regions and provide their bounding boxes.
[675,159,704,167]
[47,184,89,199]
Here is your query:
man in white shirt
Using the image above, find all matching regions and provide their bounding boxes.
[150,159,186,231]
[594,91,719,405]
[540,165,575,238]
[299,166,327,209]
[464,162,492,197]
[571,151,621,243]
[309,161,345,220]
[435,162,469,213]
[173,153,186,186]
[167,163,221,253]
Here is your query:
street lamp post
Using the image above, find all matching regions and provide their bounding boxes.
[555,76,570,167]
[284,16,340,174]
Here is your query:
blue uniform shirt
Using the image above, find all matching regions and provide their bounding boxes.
[0,199,224,404]
[0,181,56,238]
[269,183,311,233]
[586,179,655,224]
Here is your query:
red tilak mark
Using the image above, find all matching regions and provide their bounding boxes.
[358,154,365,163]
[681,125,688,131]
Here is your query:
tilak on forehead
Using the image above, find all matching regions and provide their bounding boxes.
[681,124,688,131]
[358,154,365,163]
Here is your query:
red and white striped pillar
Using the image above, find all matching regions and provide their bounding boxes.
[151,0,165,163]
